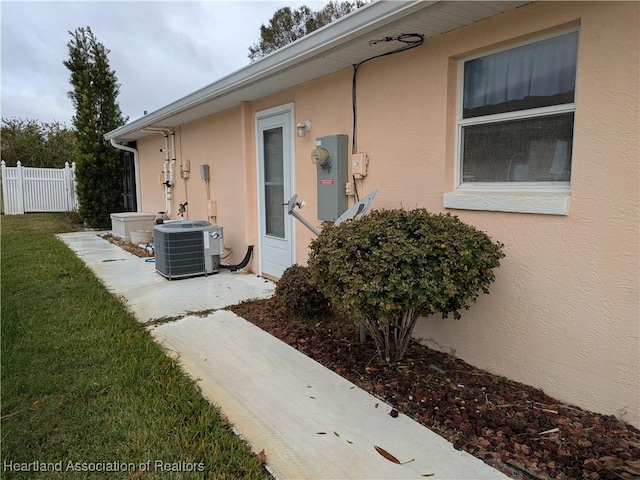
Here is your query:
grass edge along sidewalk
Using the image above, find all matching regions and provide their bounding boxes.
[1,213,271,480]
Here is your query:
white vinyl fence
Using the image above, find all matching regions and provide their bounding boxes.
[1,161,78,215]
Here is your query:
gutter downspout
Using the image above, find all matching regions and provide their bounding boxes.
[109,139,142,213]
[142,127,174,216]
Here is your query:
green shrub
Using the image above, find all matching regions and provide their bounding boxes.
[74,148,124,227]
[275,264,330,319]
[308,209,504,364]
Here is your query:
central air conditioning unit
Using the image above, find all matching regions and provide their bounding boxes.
[153,220,223,280]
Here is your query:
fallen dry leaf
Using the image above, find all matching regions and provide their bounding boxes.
[256,449,267,465]
[374,445,415,465]
[375,445,401,464]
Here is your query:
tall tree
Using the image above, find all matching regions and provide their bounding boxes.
[248,1,366,61]
[64,26,126,227]
[1,118,76,168]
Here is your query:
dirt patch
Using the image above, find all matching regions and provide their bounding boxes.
[228,297,640,480]
[102,234,154,257]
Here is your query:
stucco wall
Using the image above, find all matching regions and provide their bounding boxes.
[176,109,254,267]
[134,1,639,426]
[136,135,166,214]
[370,2,640,425]
[137,108,259,269]
[252,1,639,426]
[410,1,638,426]
[252,70,356,263]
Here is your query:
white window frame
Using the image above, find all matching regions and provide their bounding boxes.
[444,28,579,216]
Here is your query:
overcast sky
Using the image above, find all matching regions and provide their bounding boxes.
[1,0,327,127]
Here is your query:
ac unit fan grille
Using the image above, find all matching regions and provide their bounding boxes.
[155,230,205,278]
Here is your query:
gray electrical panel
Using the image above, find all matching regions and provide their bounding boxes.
[200,164,210,180]
[314,134,348,221]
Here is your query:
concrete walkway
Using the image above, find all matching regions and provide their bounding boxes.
[58,231,510,480]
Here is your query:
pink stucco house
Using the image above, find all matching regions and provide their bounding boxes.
[105,1,639,427]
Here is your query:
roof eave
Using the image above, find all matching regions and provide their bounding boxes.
[104,0,431,142]
[106,1,533,142]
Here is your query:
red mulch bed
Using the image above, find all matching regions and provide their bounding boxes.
[227,297,640,480]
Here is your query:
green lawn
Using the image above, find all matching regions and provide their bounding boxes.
[1,213,271,479]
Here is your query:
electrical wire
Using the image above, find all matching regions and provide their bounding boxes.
[352,174,360,202]
[352,33,424,154]
[221,246,233,260]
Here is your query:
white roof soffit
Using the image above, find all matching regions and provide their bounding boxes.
[105,0,531,142]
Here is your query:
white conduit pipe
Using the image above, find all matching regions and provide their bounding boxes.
[142,128,174,215]
[169,132,176,212]
[163,135,171,214]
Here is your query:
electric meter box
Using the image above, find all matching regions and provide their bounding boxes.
[315,134,348,221]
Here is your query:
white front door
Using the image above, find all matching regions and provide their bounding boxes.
[257,107,295,278]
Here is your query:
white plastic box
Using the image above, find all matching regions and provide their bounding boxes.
[110,212,155,243]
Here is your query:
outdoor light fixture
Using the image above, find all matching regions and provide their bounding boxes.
[296,120,312,137]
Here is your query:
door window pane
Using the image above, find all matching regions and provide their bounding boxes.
[264,127,283,183]
[265,184,285,237]
[263,127,285,237]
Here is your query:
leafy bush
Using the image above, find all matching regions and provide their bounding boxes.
[308,209,504,364]
[74,147,124,227]
[275,264,329,319]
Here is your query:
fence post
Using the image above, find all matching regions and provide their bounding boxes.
[70,161,78,211]
[15,161,25,214]
[1,161,6,215]
[64,162,72,211]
